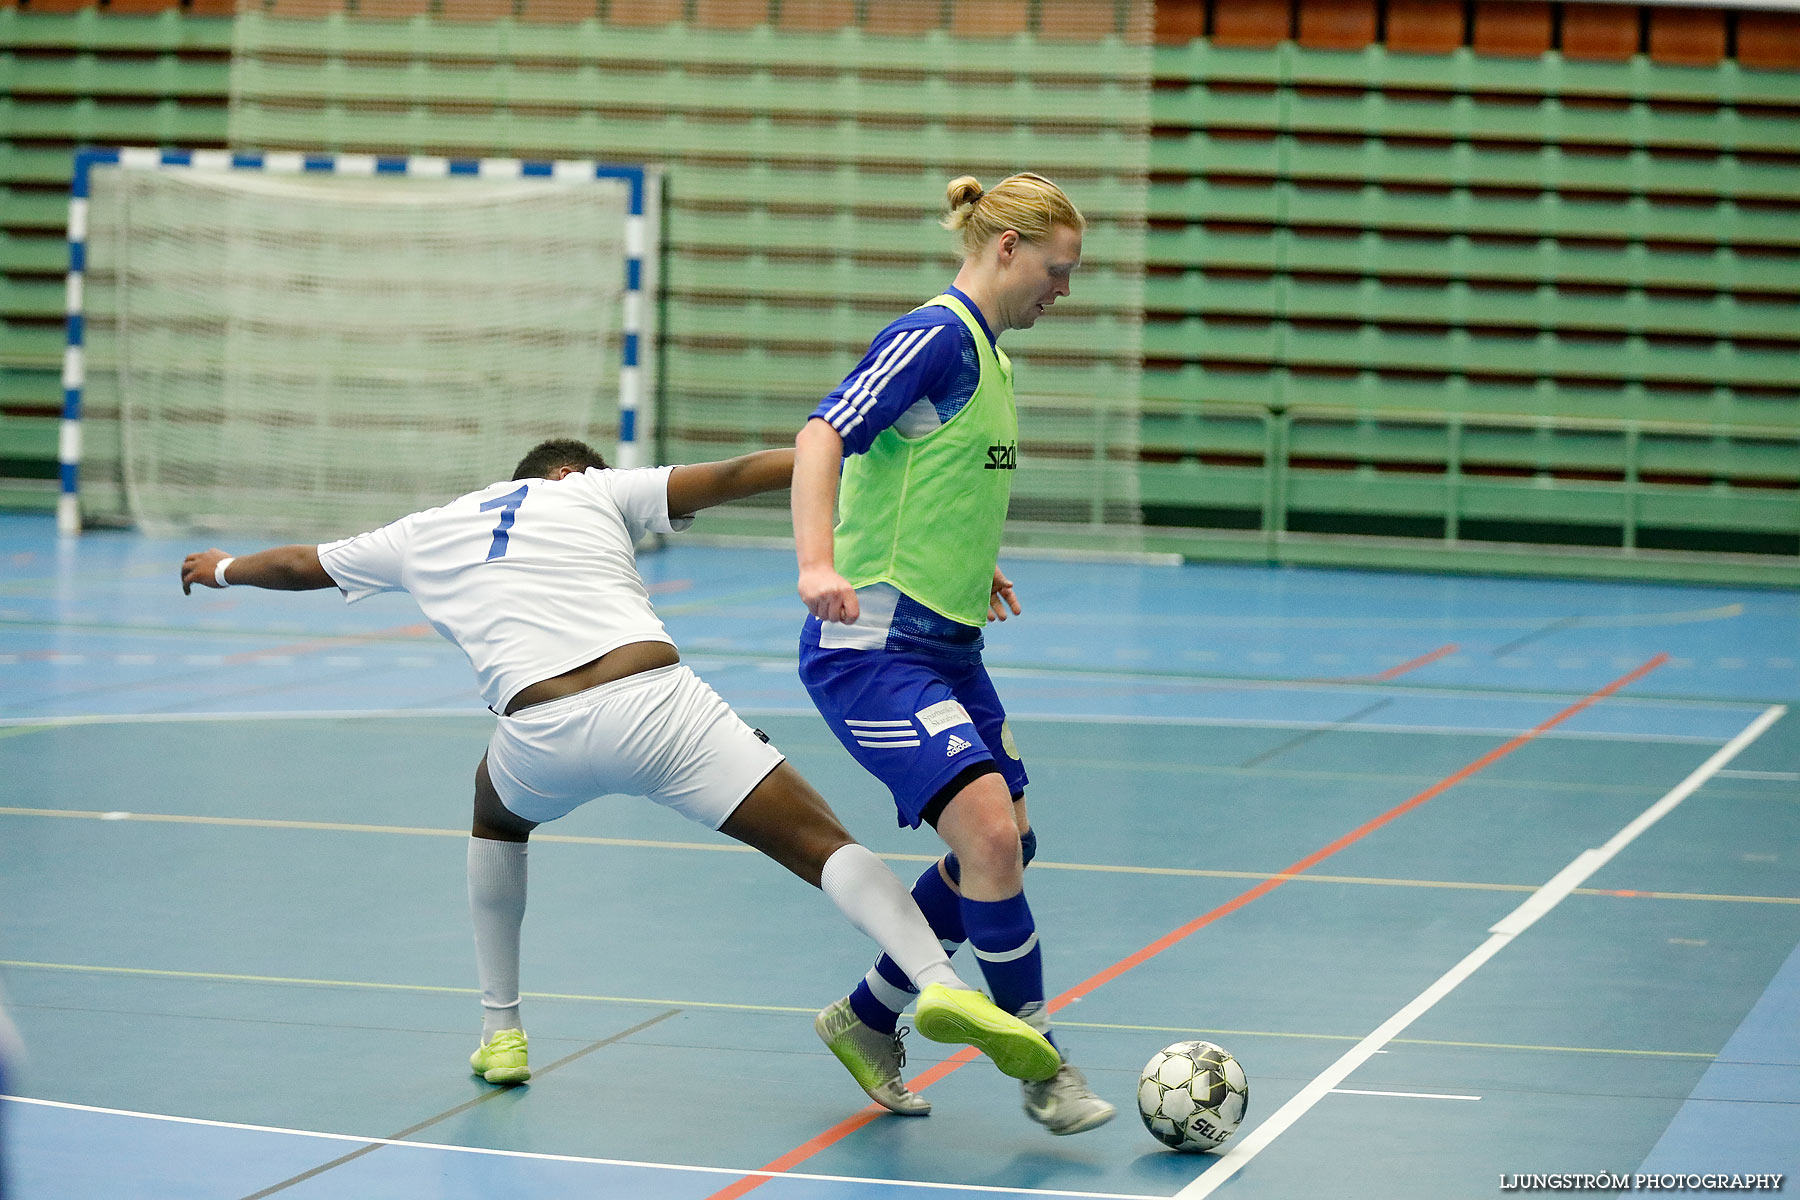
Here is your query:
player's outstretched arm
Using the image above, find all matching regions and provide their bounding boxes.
[665,447,796,518]
[180,545,336,595]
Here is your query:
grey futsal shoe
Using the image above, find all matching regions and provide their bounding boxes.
[1022,1062,1117,1135]
[814,997,931,1115]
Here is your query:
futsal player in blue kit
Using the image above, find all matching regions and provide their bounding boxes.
[793,173,1117,1134]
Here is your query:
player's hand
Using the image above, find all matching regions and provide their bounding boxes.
[988,568,1021,623]
[180,548,229,595]
[799,566,859,625]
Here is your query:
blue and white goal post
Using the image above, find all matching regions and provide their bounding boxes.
[60,147,662,537]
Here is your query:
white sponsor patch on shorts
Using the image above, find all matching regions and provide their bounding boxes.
[915,698,972,737]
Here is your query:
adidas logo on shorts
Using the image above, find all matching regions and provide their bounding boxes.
[945,734,972,758]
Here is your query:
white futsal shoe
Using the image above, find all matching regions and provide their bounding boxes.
[1023,1061,1117,1135]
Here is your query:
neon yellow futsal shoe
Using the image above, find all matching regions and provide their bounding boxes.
[912,984,1061,1082]
[469,1028,531,1085]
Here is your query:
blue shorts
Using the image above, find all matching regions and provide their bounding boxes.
[798,638,1028,828]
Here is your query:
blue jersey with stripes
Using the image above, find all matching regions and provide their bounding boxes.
[811,284,992,455]
[805,284,997,657]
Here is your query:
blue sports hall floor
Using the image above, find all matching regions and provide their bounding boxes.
[0,510,1795,1199]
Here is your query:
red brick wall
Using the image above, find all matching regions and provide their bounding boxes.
[1152,0,1798,68]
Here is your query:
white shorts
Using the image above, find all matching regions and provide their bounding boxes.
[485,663,786,829]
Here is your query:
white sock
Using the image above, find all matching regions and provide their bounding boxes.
[819,843,966,992]
[468,836,527,1040]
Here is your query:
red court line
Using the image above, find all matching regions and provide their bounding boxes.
[222,623,435,665]
[1367,642,1459,681]
[705,653,1669,1200]
[1292,641,1457,685]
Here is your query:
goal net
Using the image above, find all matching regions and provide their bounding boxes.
[69,152,654,539]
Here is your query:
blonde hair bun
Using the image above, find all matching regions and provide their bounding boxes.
[939,171,1083,254]
[943,176,984,230]
[946,175,984,209]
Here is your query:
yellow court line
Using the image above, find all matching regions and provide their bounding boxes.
[0,959,813,1015]
[0,806,758,854]
[4,806,1797,906]
[0,958,1713,1060]
[1027,756,1680,796]
[1033,859,1800,905]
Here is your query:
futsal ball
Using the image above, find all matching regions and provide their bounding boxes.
[1137,1040,1249,1152]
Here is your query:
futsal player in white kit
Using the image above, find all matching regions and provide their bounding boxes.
[179,438,1059,1092]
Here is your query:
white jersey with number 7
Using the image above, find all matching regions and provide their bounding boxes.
[318,465,694,714]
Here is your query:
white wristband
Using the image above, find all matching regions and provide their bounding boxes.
[214,557,235,587]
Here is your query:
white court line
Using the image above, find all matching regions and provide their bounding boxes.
[1177,702,1788,1199]
[3,634,1771,711]
[979,665,1768,712]
[673,531,1184,567]
[0,707,1744,746]
[1009,714,1736,746]
[1,1096,1156,1200]
[992,602,1749,631]
[0,708,481,727]
[1328,1089,1481,1101]
[608,583,1746,631]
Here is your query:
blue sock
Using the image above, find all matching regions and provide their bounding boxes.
[846,836,1044,1033]
[849,856,967,1034]
[962,891,1046,1023]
